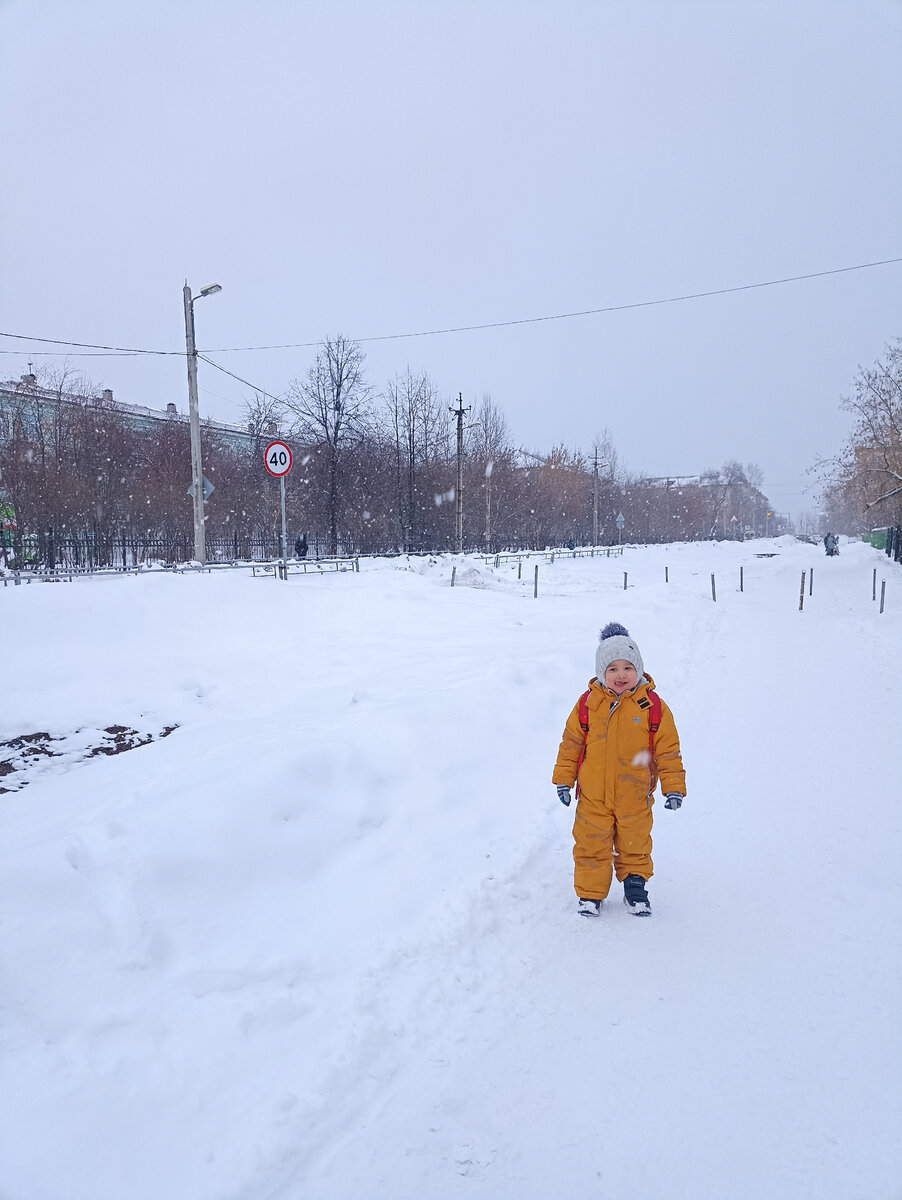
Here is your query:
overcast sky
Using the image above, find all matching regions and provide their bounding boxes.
[2,0,900,519]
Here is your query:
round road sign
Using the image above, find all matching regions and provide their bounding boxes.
[264,440,293,477]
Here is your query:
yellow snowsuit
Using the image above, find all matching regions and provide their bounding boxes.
[552,673,685,900]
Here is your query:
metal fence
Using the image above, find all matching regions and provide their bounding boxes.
[484,546,624,567]
[0,529,314,570]
[1,528,633,572]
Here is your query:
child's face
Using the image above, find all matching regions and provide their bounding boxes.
[604,659,638,694]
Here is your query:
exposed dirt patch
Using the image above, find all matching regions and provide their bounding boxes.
[0,725,178,794]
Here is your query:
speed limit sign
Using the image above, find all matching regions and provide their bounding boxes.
[264,440,293,477]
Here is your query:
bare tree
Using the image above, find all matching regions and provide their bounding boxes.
[591,428,621,483]
[467,393,511,551]
[815,340,902,529]
[2,365,134,564]
[743,462,764,490]
[696,461,767,540]
[845,341,902,513]
[382,367,440,551]
[285,335,372,554]
[241,391,286,454]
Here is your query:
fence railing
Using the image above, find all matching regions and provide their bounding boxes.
[0,531,318,571]
[0,543,629,587]
[0,530,635,573]
[1,555,363,587]
[484,546,625,567]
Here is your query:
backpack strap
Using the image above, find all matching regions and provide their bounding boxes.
[646,689,662,760]
[574,689,591,800]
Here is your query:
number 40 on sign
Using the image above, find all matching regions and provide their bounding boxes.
[264,440,293,477]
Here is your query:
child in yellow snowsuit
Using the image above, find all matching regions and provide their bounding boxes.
[552,622,685,917]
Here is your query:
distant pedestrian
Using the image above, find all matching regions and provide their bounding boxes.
[823,532,838,557]
[552,622,686,918]
[295,533,308,560]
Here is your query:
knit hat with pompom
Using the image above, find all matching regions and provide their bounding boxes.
[595,622,645,686]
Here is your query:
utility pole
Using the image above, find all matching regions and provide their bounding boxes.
[183,285,205,563]
[450,393,471,553]
[484,457,492,553]
[593,448,599,547]
[182,281,222,564]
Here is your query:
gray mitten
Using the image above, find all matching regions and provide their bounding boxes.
[664,793,683,810]
[556,785,572,807]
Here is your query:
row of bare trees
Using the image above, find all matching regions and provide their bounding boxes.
[1,345,775,567]
[278,337,773,553]
[816,339,902,535]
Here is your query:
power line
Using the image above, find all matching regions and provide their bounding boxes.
[0,349,149,357]
[208,256,902,351]
[197,353,282,403]
[198,384,240,405]
[0,254,899,359]
[0,332,178,355]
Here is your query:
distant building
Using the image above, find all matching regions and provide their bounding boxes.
[635,475,701,489]
[0,375,266,453]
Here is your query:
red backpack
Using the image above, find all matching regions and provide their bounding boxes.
[573,687,662,800]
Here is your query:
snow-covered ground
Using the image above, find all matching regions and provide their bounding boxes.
[2,537,900,1200]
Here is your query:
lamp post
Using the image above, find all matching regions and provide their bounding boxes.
[593,449,599,547]
[182,282,222,563]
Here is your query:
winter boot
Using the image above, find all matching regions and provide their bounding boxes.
[622,874,651,916]
[577,897,602,917]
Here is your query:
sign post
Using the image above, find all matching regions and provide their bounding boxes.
[264,440,293,576]
[616,511,625,545]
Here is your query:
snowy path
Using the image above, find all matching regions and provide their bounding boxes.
[1,539,900,1199]
[295,549,901,1199]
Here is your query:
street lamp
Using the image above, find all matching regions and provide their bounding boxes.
[182,281,222,563]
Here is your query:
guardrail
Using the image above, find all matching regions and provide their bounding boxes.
[483,546,625,567]
[1,556,360,587]
[252,558,359,580]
